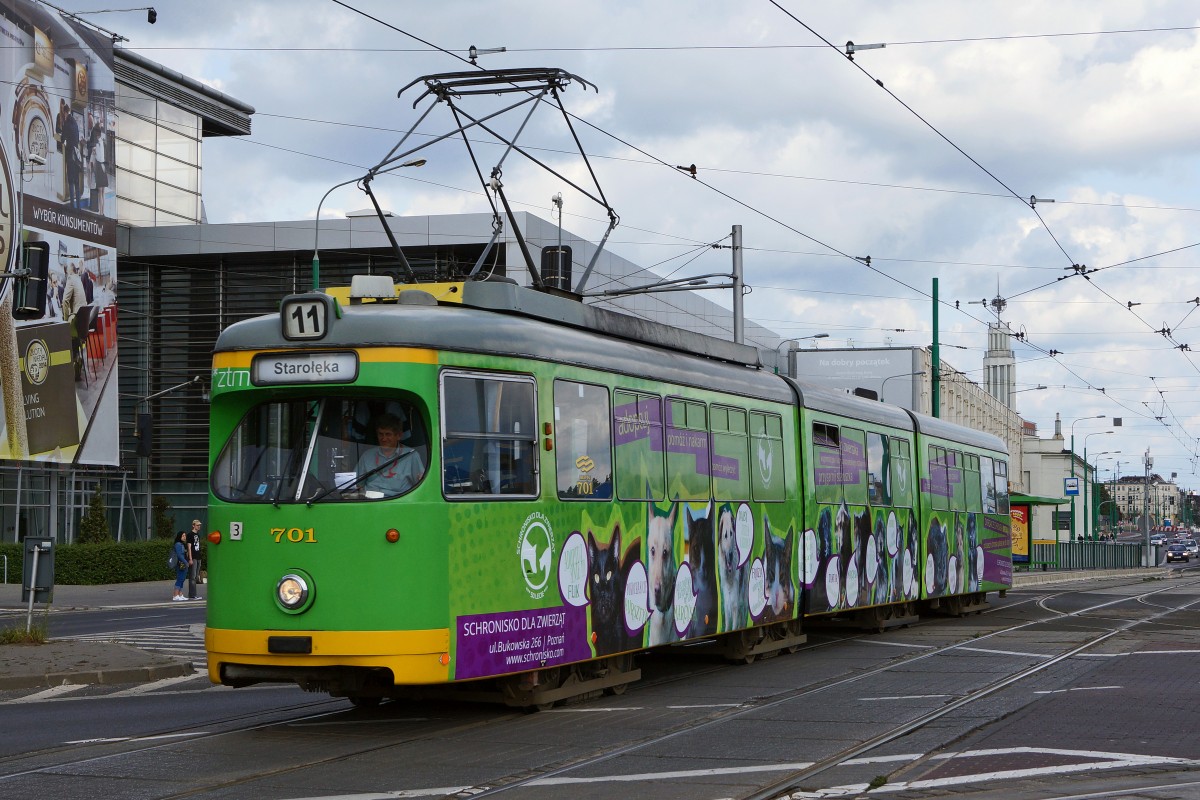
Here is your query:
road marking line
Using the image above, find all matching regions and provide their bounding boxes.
[1033,685,1122,695]
[956,646,1050,658]
[1078,649,1200,656]
[858,694,953,701]
[64,731,207,745]
[543,706,643,712]
[108,674,200,697]
[272,747,1200,800]
[859,640,934,650]
[9,684,88,703]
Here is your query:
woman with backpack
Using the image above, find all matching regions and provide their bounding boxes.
[172,531,191,601]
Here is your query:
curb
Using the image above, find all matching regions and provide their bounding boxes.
[1012,567,1168,588]
[0,660,195,690]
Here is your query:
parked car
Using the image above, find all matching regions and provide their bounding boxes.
[1166,544,1190,563]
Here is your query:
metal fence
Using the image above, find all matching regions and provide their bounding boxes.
[1029,541,1159,570]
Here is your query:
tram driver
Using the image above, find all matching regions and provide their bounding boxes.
[356,412,426,498]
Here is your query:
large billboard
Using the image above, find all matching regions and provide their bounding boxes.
[790,347,924,409]
[0,1,117,465]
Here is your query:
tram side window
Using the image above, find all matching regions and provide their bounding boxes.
[711,405,749,501]
[964,454,982,512]
[890,437,912,508]
[751,411,785,502]
[979,455,997,513]
[614,391,665,501]
[842,428,868,506]
[813,422,842,505]
[947,449,965,511]
[554,380,613,500]
[867,431,890,506]
[929,445,949,511]
[441,372,538,497]
[994,459,1010,513]
[666,398,709,500]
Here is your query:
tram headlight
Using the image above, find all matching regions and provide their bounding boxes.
[276,573,311,612]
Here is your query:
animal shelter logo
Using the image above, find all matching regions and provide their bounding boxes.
[517,512,554,599]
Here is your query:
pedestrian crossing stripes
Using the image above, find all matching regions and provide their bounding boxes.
[63,624,207,667]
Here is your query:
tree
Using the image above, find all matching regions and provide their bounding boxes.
[152,495,175,539]
[78,490,111,543]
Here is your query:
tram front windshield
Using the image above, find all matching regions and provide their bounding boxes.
[212,396,428,503]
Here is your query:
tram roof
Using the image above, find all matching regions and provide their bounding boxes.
[217,279,794,404]
[782,378,1007,454]
[783,378,916,432]
[906,410,1008,453]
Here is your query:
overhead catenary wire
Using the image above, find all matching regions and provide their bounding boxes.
[248,0,1195,460]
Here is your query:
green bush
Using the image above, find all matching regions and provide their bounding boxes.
[78,491,112,544]
[0,539,198,585]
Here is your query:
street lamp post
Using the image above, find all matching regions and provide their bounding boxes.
[774,340,797,376]
[311,158,427,290]
[1086,451,1118,541]
[1082,431,1113,540]
[774,333,827,375]
[880,371,926,404]
[1069,415,1106,542]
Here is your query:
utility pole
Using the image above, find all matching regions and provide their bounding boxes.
[731,225,744,344]
[931,278,940,417]
[1143,450,1152,567]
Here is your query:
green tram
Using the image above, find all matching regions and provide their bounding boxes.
[204,277,1011,707]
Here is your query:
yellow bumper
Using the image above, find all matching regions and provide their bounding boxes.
[205,627,451,685]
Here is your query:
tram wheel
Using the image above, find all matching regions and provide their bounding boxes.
[348,695,381,708]
[731,628,762,664]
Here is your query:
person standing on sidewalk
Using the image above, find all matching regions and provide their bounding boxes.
[172,531,190,601]
[186,519,203,600]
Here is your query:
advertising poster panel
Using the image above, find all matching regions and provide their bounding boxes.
[1010,504,1030,563]
[0,1,117,465]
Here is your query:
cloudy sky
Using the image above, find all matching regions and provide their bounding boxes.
[83,0,1200,496]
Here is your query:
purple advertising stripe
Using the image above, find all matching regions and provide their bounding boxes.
[666,426,711,477]
[711,454,740,481]
[454,604,591,680]
[613,400,663,450]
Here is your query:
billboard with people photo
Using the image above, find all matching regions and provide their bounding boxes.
[0,0,118,466]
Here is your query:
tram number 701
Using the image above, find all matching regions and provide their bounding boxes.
[271,527,317,543]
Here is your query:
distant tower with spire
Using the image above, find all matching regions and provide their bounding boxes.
[980,285,1017,407]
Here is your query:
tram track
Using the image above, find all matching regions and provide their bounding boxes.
[0,693,351,783]
[447,574,1200,799]
[748,576,1200,800]
[4,574,1195,800]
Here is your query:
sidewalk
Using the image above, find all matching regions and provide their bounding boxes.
[0,568,1175,691]
[0,580,200,690]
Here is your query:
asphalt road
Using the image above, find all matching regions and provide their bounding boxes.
[1,572,1199,800]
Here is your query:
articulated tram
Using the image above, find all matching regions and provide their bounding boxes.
[204,276,1011,707]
